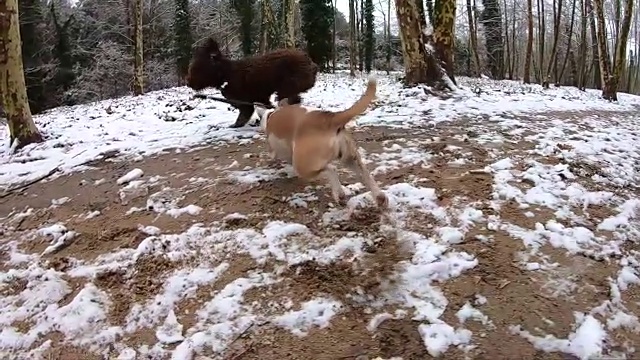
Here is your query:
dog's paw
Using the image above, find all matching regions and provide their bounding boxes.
[266,159,282,168]
[332,188,348,206]
[374,192,389,209]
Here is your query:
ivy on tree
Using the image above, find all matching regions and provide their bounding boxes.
[300,0,333,71]
[174,0,193,80]
[363,0,374,73]
[232,0,257,56]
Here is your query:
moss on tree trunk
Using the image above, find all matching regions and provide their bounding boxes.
[0,0,43,149]
[284,0,295,48]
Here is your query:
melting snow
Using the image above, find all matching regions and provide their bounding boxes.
[1,72,640,358]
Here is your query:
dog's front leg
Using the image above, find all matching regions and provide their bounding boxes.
[321,165,347,206]
[230,105,254,128]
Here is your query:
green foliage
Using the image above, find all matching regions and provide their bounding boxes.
[232,0,257,55]
[363,0,374,72]
[300,0,333,71]
[454,37,472,76]
[274,0,287,47]
[173,0,193,79]
[50,3,75,93]
[261,0,280,50]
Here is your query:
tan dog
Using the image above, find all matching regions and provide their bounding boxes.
[254,75,388,208]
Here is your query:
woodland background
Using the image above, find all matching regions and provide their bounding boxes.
[16,0,640,115]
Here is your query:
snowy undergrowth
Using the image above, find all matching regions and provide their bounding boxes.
[2,72,640,187]
[476,112,640,359]
[0,179,487,359]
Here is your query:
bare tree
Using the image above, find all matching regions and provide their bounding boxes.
[523,0,534,83]
[467,0,481,75]
[133,0,144,95]
[597,0,634,100]
[594,0,614,98]
[349,0,357,76]
[588,0,602,88]
[577,0,588,89]
[557,0,578,85]
[0,0,43,149]
[332,0,337,71]
[542,0,563,88]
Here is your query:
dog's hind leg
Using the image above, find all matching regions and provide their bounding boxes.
[320,165,347,206]
[339,134,388,208]
[230,105,255,128]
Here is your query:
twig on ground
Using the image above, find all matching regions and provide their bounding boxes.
[498,279,511,289]
[0,166,61,199]
[0,149,117,201]
[226,323,255,349]
[227,345,253,360]
[223,321,268,360]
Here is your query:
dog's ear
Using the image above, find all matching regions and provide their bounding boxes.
[276,98,289,107]
[205,38,222,60]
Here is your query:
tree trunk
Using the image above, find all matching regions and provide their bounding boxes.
[0,0,43,149]
[349,0,357,76]
[537,0,546,82]
[569,50,578,86]
[605,0,634,100]
[466,0,481,75]
[480,0,504,79]
[259,0,269,53]
[628,11,638,92]
[332,0,337,71]
[363,0,374,72]
[612,0,621,63]
[285,0,295,48]
[577,0,588,89]
[133,0,143,95]
[593,0,614,99]
[395,0,449,87]
[358,0,364,71]
[557,0,577,84]
[503,0,511,79]
[511,0,517,78]
[523,0,533,83]
[433,0,457,84]
[386,0,392,73]
[542,0,562,88]
[587,0,601,88]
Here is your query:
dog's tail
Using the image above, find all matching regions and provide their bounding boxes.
[254,105,272,132]
[329,74,377,129]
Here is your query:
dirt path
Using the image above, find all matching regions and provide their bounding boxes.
[1,111,639,360]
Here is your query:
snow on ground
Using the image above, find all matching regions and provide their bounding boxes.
[1,71,639,188]
[0,73,640,359]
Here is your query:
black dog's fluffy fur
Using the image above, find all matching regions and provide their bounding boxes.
[186,38,319,128]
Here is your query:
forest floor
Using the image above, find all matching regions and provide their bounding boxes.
[1,73,640,359]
